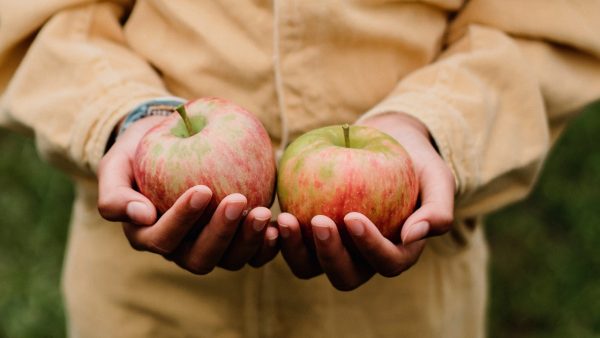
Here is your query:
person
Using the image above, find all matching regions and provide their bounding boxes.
[1,1,599,337]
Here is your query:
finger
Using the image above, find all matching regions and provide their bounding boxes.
[219,207,272,270]
[248,225,280,268]
[402,156,455,245]
[183,193,247,275]
[344,212,426,277]
[311,215,373,291]
[122,185,212,254]
[97,151,157,225]
[278,213,322,279]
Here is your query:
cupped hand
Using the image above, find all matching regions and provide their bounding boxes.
[97,116,279,274]
[277,112,455,290]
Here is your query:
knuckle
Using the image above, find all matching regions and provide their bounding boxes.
[332,280,360,292]
[378,252,423,277]
[219,260,245,271]
[247,260,262,268]
[97,192,126,221]
[436,223,452,235]
[316,251,337,266]
[248,257,268,268]
[162,253,176,262]
[395,256,419,275]
[187,263,214,275]
[126,238,147,252]
[294,271,314,280]
[406,254,420,270]
[380,254,420,278]
[212,228,236,244]
[185,255,215,275]
[358,238,381,258]
[97,195,115,218]
[380,263,407,278]
[435,213,454,233]
[292,267,321,280]
[248,248,278,268]
[147,239,173,255]
[441,211,454,225]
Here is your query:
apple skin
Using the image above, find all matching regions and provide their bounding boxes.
[133,97,276,214]
[277,125,418,245]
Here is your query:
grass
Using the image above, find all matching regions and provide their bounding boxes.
[0,102,598,337]
[486,101,600,338]
[0,132,72,338]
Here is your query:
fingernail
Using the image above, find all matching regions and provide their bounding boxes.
[404,221,430,245]
[313,225,330,241]
[267,232,279,247]
[190,189,209,210]
[345,218,364,237]
[127,201,148,220]
[253,217,268,232]
[225,201,245,221]
[279,224,290,238]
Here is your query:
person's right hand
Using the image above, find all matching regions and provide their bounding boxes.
[97,115,279,274]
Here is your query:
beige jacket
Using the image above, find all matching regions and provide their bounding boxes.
[2,0,600,214]
[1,1,599,337]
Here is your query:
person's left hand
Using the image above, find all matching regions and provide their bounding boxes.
[276,112,456,290]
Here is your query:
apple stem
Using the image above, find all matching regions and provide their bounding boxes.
[175,104,195,137]
[343,123,350,148]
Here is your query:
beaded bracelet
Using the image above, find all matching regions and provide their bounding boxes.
[117,97,186,136]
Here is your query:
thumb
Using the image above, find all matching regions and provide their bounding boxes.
[401,155,455,245]
[97,116,170,225]
[97,149,157,225]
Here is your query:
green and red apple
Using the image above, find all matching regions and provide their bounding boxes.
[277,124,418,244]
[133,97,276,214]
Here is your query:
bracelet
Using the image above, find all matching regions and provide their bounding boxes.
[117,97,186,136]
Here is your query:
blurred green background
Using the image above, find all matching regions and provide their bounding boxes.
[0,103,599,338]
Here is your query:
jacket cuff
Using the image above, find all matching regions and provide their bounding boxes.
[70,83,173,175]
[357,91,475,197]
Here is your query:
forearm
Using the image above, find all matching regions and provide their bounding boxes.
[0,2,170,176]
[358,1,600,217]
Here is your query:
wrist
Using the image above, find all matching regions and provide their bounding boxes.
[105,97,185,153]
[117,97,186,136]
[358,112,430,139]
[357,111,443,159]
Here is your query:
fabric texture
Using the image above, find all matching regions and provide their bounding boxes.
[1,0,600,337]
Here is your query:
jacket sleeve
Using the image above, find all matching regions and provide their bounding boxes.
[0,1,172,176]
[358,0,600,218]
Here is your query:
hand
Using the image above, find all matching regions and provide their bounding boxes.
[277,112,455,290]
[97,116,279,274]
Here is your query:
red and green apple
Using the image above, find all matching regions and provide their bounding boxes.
[277,124,418,245]
[133,97,276,214]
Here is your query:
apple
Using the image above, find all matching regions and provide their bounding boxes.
[133,97,276,214]
[277,124,418,245]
